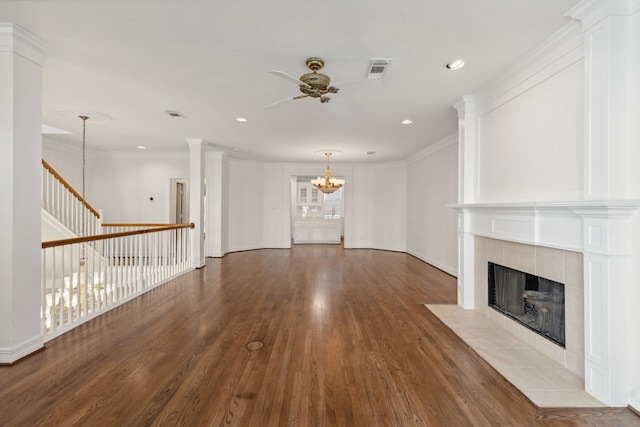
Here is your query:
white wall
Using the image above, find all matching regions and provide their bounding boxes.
[370,162,408,252]
[407,135,458,275]
[262,164,289,248]
[87,151,189,223]
[227,159,264,252]
[628,6,640,411]
[631,9,640,198]
[476,59,584,203]
[349,165,374,248]
[42,140,83,192]
[45,142,451,268]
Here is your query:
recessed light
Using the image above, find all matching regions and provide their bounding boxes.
[236,117,247,122]
[137,146,147,150]
[445,59,465,70]
[233,147,241,151]
[401,119,413,125]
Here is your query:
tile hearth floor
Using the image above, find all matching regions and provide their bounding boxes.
[426,304,605,408]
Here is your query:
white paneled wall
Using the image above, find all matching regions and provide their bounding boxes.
[371,162,408,252]
[407,135,458,276]
[227,159,265,252]
[452,1,640,407]
[349,166,374,248]
[477,59,584,203]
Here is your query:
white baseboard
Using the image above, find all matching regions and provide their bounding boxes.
[406,249,458,277]
[0,335,44,364]
[629,390,640,414]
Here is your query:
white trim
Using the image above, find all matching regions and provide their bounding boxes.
[0,23,57,66]
[0,335,44,364]
[407,249,457,277]
[629,390,640,414]
[407,133,457,164]
[448,201,640,252]
[475,22,584,116]
[567,0,637,29]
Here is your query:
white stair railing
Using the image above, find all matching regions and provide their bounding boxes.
[41,223,194,340]
[42,159,102,237]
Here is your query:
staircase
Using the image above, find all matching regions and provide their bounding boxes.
[41,160,194,340]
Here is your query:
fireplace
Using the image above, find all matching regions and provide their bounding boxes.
[488,262,565,347]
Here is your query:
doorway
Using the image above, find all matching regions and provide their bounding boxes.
[170,178,189,224]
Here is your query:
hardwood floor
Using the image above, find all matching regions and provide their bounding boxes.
[1,246,639,426]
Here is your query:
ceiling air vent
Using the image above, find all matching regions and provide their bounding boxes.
[368,58,391,78]
[164,109,185,118]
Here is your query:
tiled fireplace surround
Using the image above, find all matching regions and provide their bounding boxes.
[449,201,640,407]
[474,237,584,377]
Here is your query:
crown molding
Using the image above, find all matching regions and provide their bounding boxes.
[0,23,57,66]
[567,0,637,29]
[473,21,584,116]
[408,133,457,164]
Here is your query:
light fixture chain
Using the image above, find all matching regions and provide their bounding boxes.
[79,115,89,236]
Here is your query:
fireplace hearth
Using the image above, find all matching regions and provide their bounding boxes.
[488,262,565,347]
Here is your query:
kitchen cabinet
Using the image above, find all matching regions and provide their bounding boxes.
[297,183,321,206]
[293,218,342,244]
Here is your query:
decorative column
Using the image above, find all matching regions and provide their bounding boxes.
[452,96,477,309]
[204,151,226,257]
[0,24,53,362]
[567,0,639,406]
[187,138,206,269]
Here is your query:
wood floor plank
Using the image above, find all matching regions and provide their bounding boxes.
[1,246,639,426]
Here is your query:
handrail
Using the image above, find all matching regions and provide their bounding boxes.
[102,223,186,227]
[42,223,195,249]
[42,159,101,219]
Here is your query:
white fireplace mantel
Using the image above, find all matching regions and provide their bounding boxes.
[448,200,640,253]
[448,199,640,406]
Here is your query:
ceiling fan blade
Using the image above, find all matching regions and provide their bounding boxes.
[262,95,302,109]
[269,70,311,88]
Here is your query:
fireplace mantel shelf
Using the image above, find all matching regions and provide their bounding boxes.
[448,200,640,216]
[448,200,640,254]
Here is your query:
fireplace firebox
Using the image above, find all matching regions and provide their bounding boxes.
[488,262,565,347]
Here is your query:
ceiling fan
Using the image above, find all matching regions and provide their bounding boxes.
[265,57,356,109]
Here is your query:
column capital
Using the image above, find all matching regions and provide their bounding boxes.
[452,95,474,117]
[0,23,57,66]
[185,138,204,149]
[567,0,637,30]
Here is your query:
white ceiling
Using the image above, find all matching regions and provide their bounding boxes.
[3,0,580,163]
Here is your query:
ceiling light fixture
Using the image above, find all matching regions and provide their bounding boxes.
[137,146,147,150]
[401,119,413,125]
[445,59,465,70]
[311,152,345,194]
[236,117,247,122]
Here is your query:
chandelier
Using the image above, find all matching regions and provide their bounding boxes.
[311,152,345,194]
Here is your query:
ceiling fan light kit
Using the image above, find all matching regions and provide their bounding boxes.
[266,57,356,107]
[294,57,338,103]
